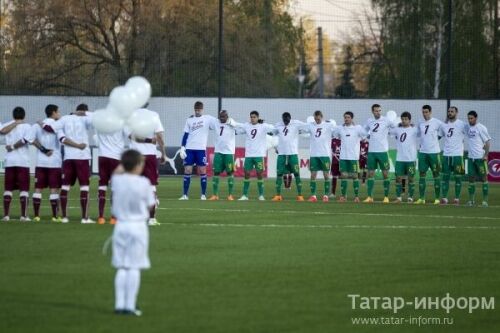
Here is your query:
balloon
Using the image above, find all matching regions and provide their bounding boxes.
[109,86,140,119]
[266,135,278,150]
[92,106,125,134]
[395,116,402,125]
[386,110,397,122]
[127,109,160,138]
[306,116,314,123]
[329,119,337,126]
[126,76,152,108]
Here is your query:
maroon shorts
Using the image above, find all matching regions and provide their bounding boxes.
[331,162,340,177]
[142,155,158,186]
[62,159,90,186]
[98,156,120,186]
[359,158,367,170]
[35,167,62,189]
[4,167,30,192]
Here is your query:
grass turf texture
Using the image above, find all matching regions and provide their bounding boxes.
[1,176,500,333]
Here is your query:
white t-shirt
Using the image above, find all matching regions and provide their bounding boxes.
[129,109,164,156]
[334,124,368,160]
[53,114,93,160]
[237,123,275,157]
[214,120,236,154]
[273,120,306,155]
[98,129,129,160]
[33,118,62,168]
[440,119,466,157]
[183,114,217,150]
[390,126,419,162]
[417,118,443,154]
[466,123,491,159]
[1,121,34,168]
[111,173,156,223]
[364,116,394,152]
[303,121,337,157]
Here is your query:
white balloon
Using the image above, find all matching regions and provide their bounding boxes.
[386,110,397,122]
[306,116,314,123]
[395,116,402,125]
[127,109,160,138]
[126,76,152,108]
[109,86,140,119]
[266,135,277,150]
[92,107,125,134]
[328,119,337,126]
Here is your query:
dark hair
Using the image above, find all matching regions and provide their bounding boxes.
[219,109,228,115]
[371,104,381,111]
[45,104,59,118]
[344,111,354,118]
[76,103,88,111]
[401,111,411,120]
[313,110,323,117]
[282,112,291,118]
[13,107,25,120]
[121,149,144,172]
[422,104,432,112]
[250,110,259,117]
[467,110,478,118]
[449,106,458,112]
[194,101,203,109]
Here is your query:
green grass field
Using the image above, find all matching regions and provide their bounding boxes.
[1,176,500,333]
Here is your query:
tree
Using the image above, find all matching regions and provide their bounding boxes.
[335,46,356,98]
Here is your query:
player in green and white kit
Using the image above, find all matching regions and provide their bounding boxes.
[363,104,394,203]
[271,112,306,201]
[415,105,444,204]
[439,106,466,205]
[389,112,419,203]
[302,110,336,202]
[335,111,368,202]
[465,111,491,207]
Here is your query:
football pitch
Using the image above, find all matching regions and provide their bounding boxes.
[1,176,500,333]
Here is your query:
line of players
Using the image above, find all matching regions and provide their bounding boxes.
[180,103,491,206]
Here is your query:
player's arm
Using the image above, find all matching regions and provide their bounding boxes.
[31,139,53,156]
[60,134,86,150]
[483,139,491,160]
[0,121,20,135]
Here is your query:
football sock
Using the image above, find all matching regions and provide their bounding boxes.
[332,178,338,195]
[324,180,330,195]
[433,177,441,199]
[454,176,462,199]
[341,180,348,196]
[367,178,375,197]
[257,180,264,196]
[33,193,42,217]
[115,269,127,310]
[183,174,191,196]
[468,182,476,201]
[20,192,29,217]
[482,182,489,202]
[227,175,234,195]
[441,173,450,198]
[409,182,415,198]
[402,178,407,193]
[294,175,302,195]
[275,176,283,195]
[80,190,89,219]
[243,179,250,196]
[60,189,68,217]
[419,178,426,199]
[212,176,220,196]
[310,180,317,196]
[383,179,390,197]
[49,193,59,218]
[353,179,360,197]
[98,188,106,218]
[125,269,141,311]
[396,183,402,197]
[3,192,12,217]
[149,192,156,218]
[200,174,207,195]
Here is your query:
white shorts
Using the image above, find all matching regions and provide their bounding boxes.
[112,222,150,270]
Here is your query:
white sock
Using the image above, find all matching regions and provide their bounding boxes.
[114,269,127,310]
[125,269,141,311]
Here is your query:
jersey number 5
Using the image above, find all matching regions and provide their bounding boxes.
[447,128,454,137]
[315,128,322,137]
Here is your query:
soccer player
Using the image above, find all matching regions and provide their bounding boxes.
[390,112,418,203]
[234,111,275,200]
[465,111,491,207]
[335,111,368,202]
[302,111,336,202]
[128,107,166,226]
[363,104,394,203]
[359,139,369,184]
[179,101,217,200]
[271,112,305,201]
[330,137,341,198]
[439,106,466,205]
[31,104,63,222]
[111,149,155,316]
[208,110,236,201]
[1,107,34,221]
[415,105,444,204]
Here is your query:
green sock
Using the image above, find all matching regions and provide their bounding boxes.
[441,174,450,198]
[310,180,317,196]
[454,176,462,199]
[409,182,415,198]
[257,180,264,196]
[243,180,250,196]
[294,175,302,195]
[212,176,220,196]
[367,178,375,197]
[468,182,475,202]
[383,179,390,197]
[353,179,360,196]
[482,182,489,202]
[275,176,283,195]
[341,179,348,196]
[419,178,426,199]
[434,177,440,199]
[396,183,402,197]
[228,175,234,195]
[324,180,330,196]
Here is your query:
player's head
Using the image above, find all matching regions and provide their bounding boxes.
[121,149,145,175]
[45,104,60,120]
[219,110,228,123]
[313,110,323,124]
[371,104,381,119]
[194,101,203,117]
[422,105,432,120]
[343,111,354,125]
[76,103,88,111]
[250,110,259,124]
[282,112,291,125]
[467,110,478,126]
[447,106,458,121]
[13,106,25,120]
[400,111,411,127]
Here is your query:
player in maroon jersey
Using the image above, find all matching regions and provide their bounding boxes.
[359,139,369,184]
[330,138,341,198]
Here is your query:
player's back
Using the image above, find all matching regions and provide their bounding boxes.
[59,114,92,160]
[111,173,155,223]
[2,121,33,167]
[34,119,62,168]
[98,129,128,160]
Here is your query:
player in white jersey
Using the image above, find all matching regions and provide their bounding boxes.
[363,104,394,203]
[31,105,63,222]
[1,107,34,221]
[439,106,466,205]
[128,106,166,226]
[178,101,217,200]
[110,149,155,316]
[233,111,275,200]
[271,112,306,201]
[389,112,419,203]
[465,111,491,207]
[208,110,237,201]
[415,105,444,205]
[334,111,368,202]
[301,111,336,202]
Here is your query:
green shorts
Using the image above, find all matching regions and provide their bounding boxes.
[340,159,359,174]
[213,153,234,174]
[395,161,416,177]
[418,152,441,173]
[244,157,264,172]
[310,156,331,172]
[367,152,390,171]
[468,159,488,178]
[442,156,464,175]
[277,155,299,175]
